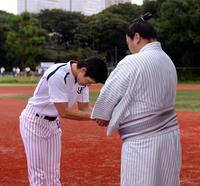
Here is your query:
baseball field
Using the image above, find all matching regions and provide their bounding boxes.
[0,84,200,186]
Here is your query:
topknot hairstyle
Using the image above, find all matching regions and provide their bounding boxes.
[133,12,153,23]
[126,12,157,40]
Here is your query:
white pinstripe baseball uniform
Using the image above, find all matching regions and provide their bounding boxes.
[20,62,89,186]
[91,41,181,186]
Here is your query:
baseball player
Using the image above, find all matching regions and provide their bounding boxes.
[91,13,181,186]
[19,57,107,186]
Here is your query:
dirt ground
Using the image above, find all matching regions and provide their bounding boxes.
[0,84,199,186]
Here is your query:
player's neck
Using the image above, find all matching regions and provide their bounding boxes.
[71,63,78,79]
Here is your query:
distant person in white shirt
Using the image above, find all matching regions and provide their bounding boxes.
[12,67,16,76]
[25,66,31,76]
[16,67,20,76]
[91,12,181,186]
[0,66,5,76]
[19,57,107,186]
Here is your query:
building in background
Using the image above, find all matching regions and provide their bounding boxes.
[1,0,141,15]
[82,0,105,16]
[105,0,131,8]
[18,0,68,14]
[82,0,131,15]
[17,0,133,15]
[69,0,83,12]
[16,0,132,15]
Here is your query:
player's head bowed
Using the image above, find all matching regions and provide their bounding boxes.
[77,57,108,84]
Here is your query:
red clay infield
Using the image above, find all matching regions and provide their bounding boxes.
[0,84,199,185]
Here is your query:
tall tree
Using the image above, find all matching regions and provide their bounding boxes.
[154,0,200,68]
[0,11,12,69]
[37,9,84,48]
[102,2,142,22]
[142,0,159,17]
[76,3,142,64]
[5,12,47,70]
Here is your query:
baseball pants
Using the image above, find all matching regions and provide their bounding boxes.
[121,129,181,186]
[19,106,62,186]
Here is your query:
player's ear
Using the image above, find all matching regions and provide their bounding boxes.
[80,67,87,74]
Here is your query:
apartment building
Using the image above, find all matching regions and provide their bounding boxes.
[17,0,133,15]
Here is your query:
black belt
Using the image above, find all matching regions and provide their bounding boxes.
[36,113,57,121]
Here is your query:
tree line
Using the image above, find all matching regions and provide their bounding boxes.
[0,0,199,75]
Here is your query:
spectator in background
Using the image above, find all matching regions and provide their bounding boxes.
[37,67,45,76]
[25,67,31,76]
[16,67,20,76]
[12,67,16,76]
[0,67,5,76]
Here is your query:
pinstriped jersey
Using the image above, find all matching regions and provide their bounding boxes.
[91,41,178,136]
[28,62,89,116]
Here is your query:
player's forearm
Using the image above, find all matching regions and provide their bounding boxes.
[79,106,92,112]
[59,109,91,120]
[55,102,92,121]
[77,102,93,112]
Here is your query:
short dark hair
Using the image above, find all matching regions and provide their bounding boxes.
[77,57,108,83]
[126,12,157,40]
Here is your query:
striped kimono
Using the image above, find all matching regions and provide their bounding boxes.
[91,41,181,186]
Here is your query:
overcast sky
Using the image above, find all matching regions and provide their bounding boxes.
[0,0,17,14]
[0,0,143,14]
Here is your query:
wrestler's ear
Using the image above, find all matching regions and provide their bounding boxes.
[134,32,141,43]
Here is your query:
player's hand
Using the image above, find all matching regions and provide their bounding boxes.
[95,119,109,127]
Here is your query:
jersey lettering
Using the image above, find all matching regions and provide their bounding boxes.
[77,86,86,94]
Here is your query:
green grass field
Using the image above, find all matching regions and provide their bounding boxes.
[175,90,200,112]
[90,90,200,112]
[0,75,40,84]
[0,89,199,112]
[1,75,200,84]
[0,76,199,111]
